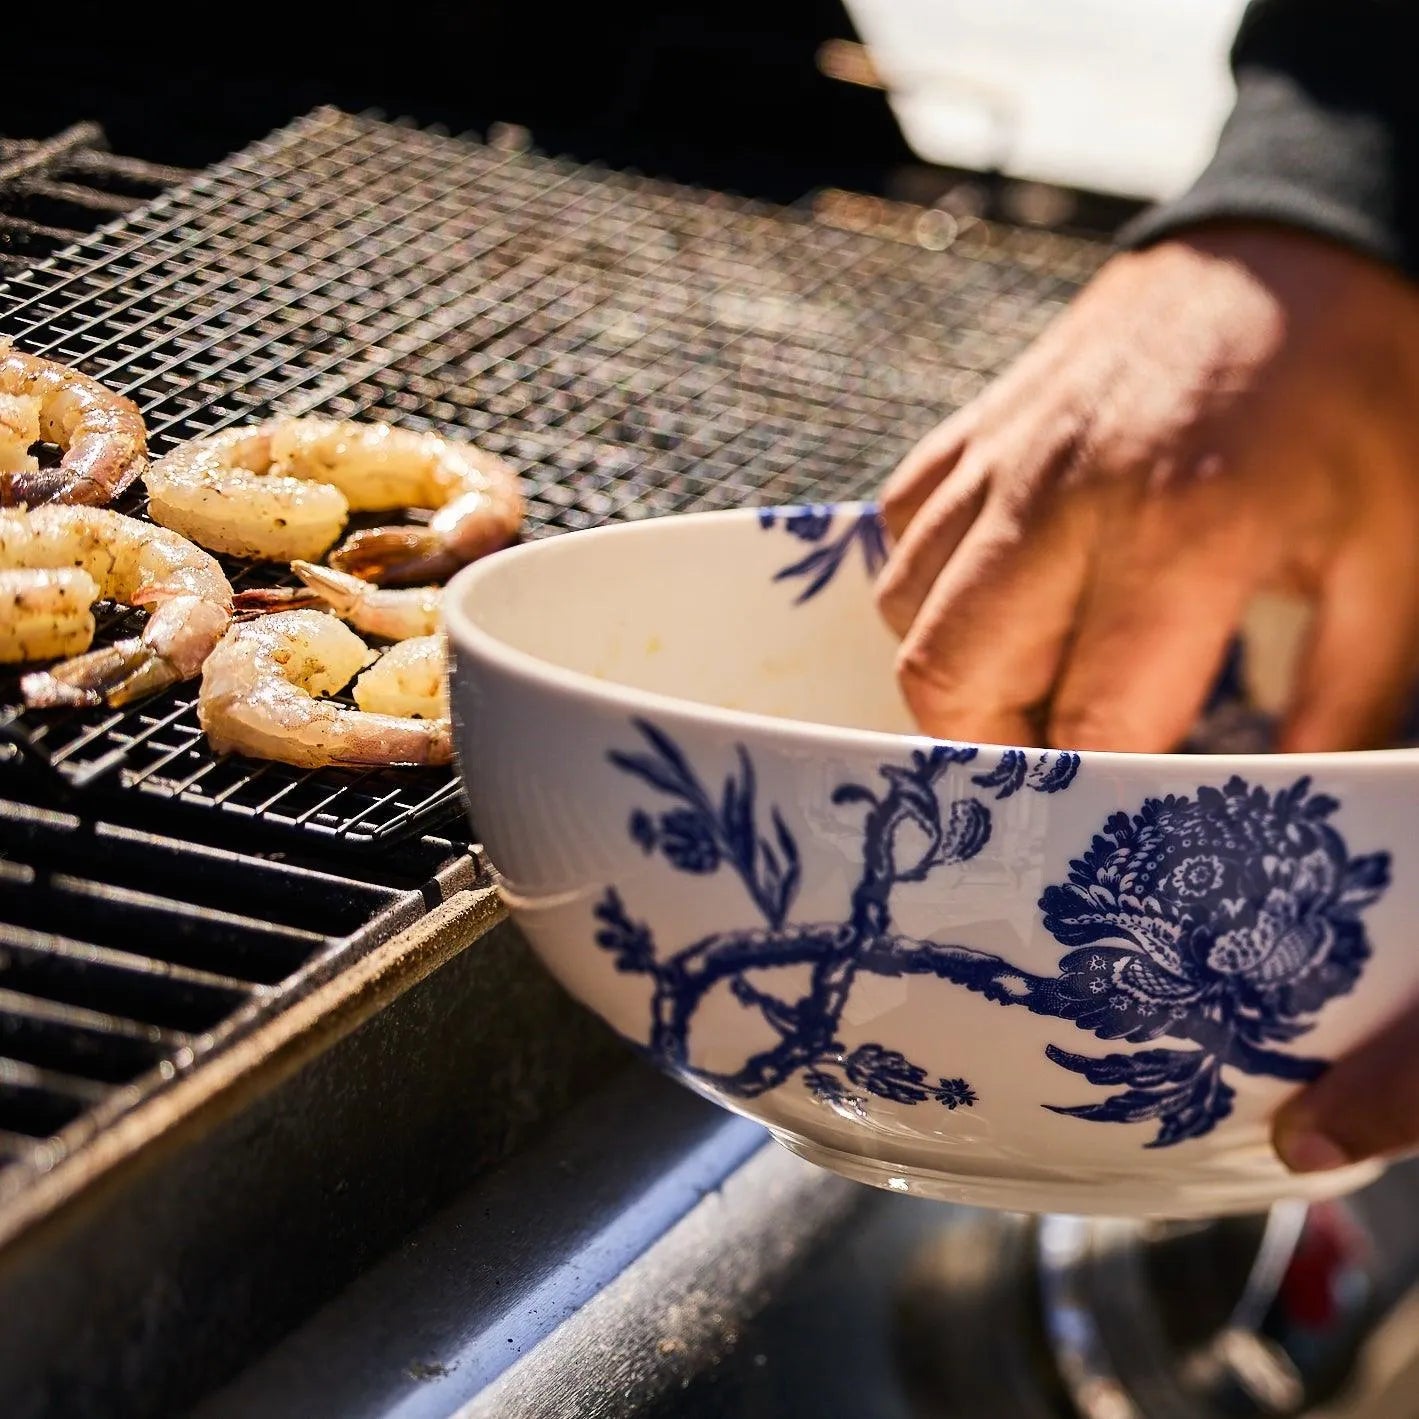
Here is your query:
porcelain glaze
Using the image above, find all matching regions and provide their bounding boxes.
[445,505,1414,1218]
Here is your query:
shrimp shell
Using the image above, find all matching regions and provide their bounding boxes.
[353,635,447,719]
[2,506,233,707]
[231,561,442,641]
[198,610,451,769]
[0,342,147,507]
[147,417,522,581]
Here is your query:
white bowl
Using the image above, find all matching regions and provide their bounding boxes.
[445,504,1414,1218]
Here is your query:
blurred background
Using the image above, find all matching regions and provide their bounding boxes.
[6,0,1245,220]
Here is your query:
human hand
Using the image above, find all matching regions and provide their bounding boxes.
[876,222,1419,752]
[1274,999,1419,1174]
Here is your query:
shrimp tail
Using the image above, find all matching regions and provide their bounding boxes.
[289,560,371,613]
[327,526,463,586]
[20,636,176,709]
[0,467,71,508]
[231,585,326,621]
[0,448,145,509]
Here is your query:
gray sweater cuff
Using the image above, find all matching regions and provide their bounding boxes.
[1117,1,1419,281]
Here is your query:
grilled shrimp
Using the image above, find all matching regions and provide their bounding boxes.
[198,610,451,768]
[0,392,42,475]
[233,561,442,641]
[147,417,522,583]
[0,342,147,507]
[353,635,447,720]
[2,506,233,708]
[0,568,100,662]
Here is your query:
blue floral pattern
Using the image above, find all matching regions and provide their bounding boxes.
[758,504,887,603]
[595,720,1389,1147]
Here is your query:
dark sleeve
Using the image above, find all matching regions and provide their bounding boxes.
[1117,0,1419,280]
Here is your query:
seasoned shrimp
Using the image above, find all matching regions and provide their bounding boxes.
[0,392,42,475]
[0,568,100,662]
[147,417,522,583]
[1,506,233,708]
[233,561,442,641]
[0,342,147,507]
[198,610,451,768]
[353,635,447,720]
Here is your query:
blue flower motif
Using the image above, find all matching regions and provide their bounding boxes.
[1024,776,1391,1143]
[658,809,721,873]
[596,719,1388,1151]
[1039,777,1387,1045]
[933,1078,978,1110]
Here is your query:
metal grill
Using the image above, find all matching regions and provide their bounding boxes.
[0,107,1104,847]
[0,122,191,275]
[0,776,474,1197]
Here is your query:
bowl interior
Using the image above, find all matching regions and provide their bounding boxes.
[451,504,1331,750]
[459,505,916,734]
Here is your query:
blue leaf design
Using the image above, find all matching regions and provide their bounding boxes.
[593,888,657,972]
[943,798,992,864]
[1028,752,1081,794]
[972,750,1026,799]
[762,505,890,603]
[830,784,878,808]
[600,721,1384,1151]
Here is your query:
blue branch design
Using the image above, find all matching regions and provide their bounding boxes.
[597,722,1389,1148]
[758,504,888,603]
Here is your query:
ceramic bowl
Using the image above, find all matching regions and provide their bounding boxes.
[445,504,1414,1218]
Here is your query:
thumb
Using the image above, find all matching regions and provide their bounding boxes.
[1273,995,1419,1173]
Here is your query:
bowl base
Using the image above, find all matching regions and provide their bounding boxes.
[771,1131,1383,1219]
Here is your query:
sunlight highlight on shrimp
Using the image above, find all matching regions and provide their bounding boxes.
[198,610,451,769]
[0,342,147,507]
[2,506,233,708]
[147,417,522,582]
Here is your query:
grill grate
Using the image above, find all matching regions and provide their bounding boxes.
[0,107,1103,847]
[0,122,192,275]
[0,779,473,1196]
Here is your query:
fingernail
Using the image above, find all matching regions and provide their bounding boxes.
[1276,1126,1352,1175]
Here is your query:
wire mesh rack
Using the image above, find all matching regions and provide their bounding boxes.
[0,106,1105,848]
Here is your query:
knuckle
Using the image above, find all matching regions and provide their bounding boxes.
[873,571,917,636]
[878,475,918,532]
[894,640,961,705]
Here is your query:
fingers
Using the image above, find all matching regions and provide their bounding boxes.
[1273,995,1419,1172]
[894,497,1095,747]
[1280,534,1419,752]
[880,410,976,543]
[1048,506,1261,752]
[875,463,989,637]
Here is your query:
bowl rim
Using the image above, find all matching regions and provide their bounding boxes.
[443,507,1419,772]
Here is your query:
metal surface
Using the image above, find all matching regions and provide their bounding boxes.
[0,105,1100,848]
[0,109,1120,1416]
[194,1066,859,1419]
[0,123,191,276]
[0,775,477,1210]
[890,1171,1419,1419]
[0,903,625,1419]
